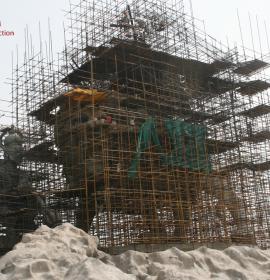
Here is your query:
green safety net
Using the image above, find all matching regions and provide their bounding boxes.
[128,118,163,178]
[128,118,211,178]
[164,119,211,172]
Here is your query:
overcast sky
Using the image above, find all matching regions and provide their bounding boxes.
[0,0,270,124]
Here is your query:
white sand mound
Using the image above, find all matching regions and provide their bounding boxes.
[0,223,270,280]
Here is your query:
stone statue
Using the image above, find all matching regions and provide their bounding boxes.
[0,126,59,250]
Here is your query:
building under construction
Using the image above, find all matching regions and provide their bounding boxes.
[1,0,270,253]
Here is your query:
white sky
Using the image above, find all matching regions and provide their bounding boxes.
[0,0,270,124]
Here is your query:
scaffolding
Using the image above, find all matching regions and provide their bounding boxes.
[1,0,270,253]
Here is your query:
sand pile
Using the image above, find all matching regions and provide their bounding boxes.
[0,223,269,280]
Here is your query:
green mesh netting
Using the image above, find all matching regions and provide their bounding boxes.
[164,119,211,172]
[128,118,211,178]
[128,117,163,178]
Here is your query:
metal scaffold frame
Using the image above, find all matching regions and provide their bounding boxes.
[1,0,270,253]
